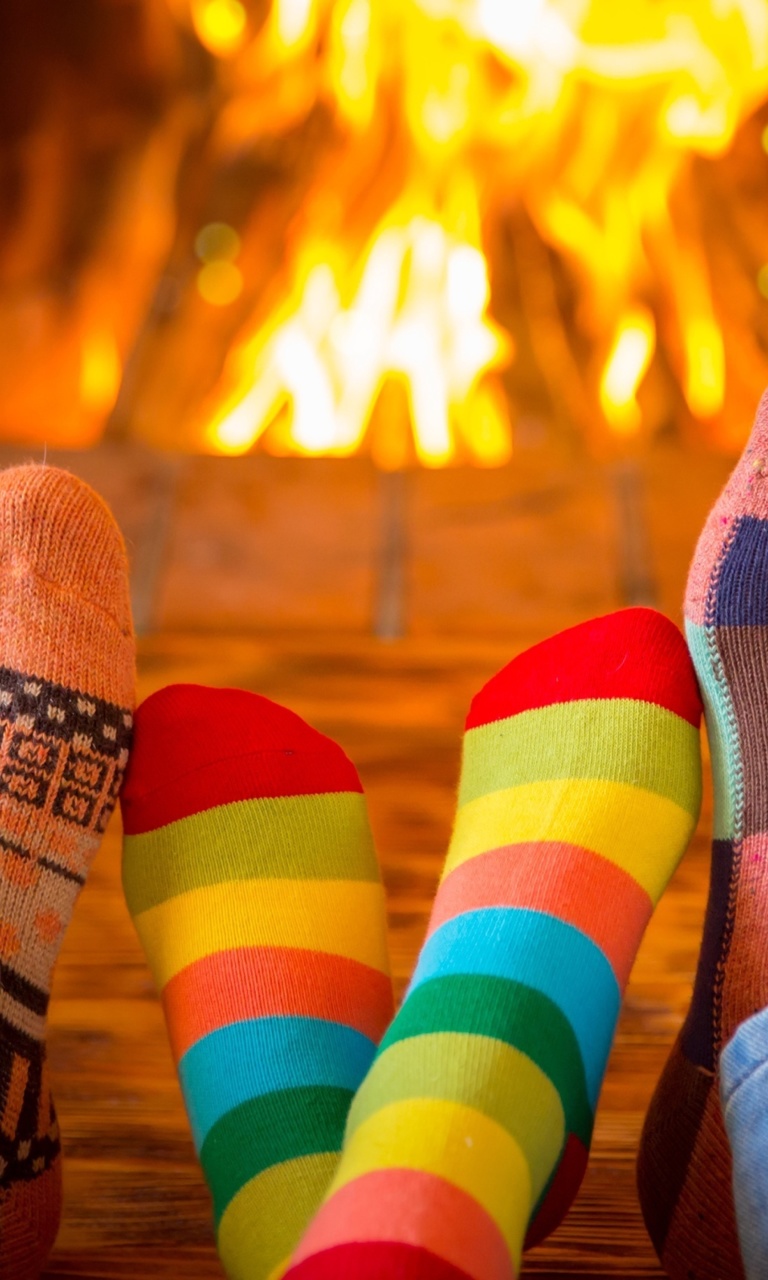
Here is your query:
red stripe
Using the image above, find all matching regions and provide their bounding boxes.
[466,609,702,729]
[430,843,653,991]
[289,1169,513,1280]
[524,1134,589,1250]
[121,684,362,833]
[162,947,394,1061]
[286,1243,480,1280]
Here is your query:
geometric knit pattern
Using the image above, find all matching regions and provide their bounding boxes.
[638,391,768,1280]
[0,466,135,1280]
[285,607,703,1280]
[120,684,394,1280]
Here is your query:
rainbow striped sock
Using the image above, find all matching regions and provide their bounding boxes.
[285,608,702,1280]
[120,684,394,1280]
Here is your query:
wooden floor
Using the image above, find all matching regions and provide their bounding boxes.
[0,434,732,1278]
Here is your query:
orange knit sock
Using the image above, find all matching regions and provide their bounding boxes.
[0,467,135,1279]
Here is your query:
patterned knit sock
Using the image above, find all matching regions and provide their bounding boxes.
[637,390,768,1280]
[120,685,394,1280]
[283,607,702,1280]
[0,465,135,1279]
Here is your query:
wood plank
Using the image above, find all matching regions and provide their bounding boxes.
[154,456,379,634]
[408,453,623,636]
[0,438,738,638]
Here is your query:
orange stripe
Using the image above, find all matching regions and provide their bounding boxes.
[290,1168,514,1280]
[163,946,395,1062]
[1,1054,29,1140]
[429,843,652,991]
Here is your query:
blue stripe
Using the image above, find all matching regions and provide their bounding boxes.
[714,516,768,625]
[179,1016,376,1150]
[407,907,620,1108]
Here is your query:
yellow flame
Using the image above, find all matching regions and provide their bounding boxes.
[208,193,512,463]
[272,0,318,51]
[685,316,725,419]
[599,309,655,434]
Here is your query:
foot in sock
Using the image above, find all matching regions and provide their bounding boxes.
[120,686,395,1280]
[0,466,135,1279]
[638,390,768,1280]
[283,607,702,1280]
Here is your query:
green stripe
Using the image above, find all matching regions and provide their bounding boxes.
[381,974,593,1147]
[459,698,700,816]
[217,1151,339,1280]
[201,1084,352,1224]
[346,1031,565,1200]
[123,792,380,914]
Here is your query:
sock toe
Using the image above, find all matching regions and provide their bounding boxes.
[121,685,363,832]
[0,466,134,705]
[0,466,132,635]
[467,607,702,729]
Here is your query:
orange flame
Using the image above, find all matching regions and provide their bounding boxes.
[182,0,768,460]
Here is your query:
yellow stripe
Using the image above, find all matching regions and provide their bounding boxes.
[345,1032,564,1202]
[217,1151,337,1280]
[444,778,695,903]
[328,1097,531,1266]
[123,790,380,915]
[267,1261,289,1280]
[133,879,389,990]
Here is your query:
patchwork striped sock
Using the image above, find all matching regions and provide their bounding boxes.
[120,685,394,1280]
[638,391,768,1280]
[284,608,702,1280]
[0,466,135,1280]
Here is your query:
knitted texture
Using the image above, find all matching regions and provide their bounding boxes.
[0,466,135,1280]
[285,608,702,1280]
[638,390,768,1280]
[120,685,394,1280]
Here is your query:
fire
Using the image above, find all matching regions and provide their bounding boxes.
[182,0,768,461]
[207,199,511,466]
[3,2,768,455]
